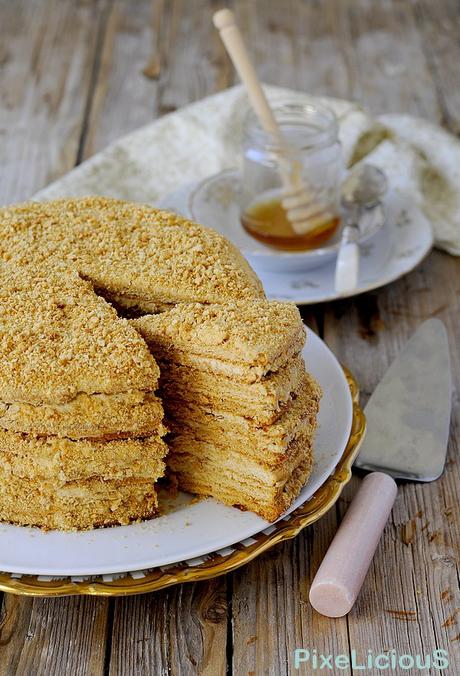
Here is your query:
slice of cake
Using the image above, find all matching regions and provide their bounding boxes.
[133,299,305,379]
[0,260,167,529]
[132,300,322,521]
[0,260,160,420]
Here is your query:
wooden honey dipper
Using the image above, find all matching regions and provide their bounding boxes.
[213,8,334,236]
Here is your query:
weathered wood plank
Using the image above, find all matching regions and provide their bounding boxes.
[414,0,460,135]
[81,0,234,160]
[81,0,160,158]
[233,0,351,97]
[155,0,234,114]
[108,580,227,676]
[0,595,109,676]
[323,250,460,668]
[232,508,352,675]
[0,0,109,204]
[0,1,113,673]
[232,0,440,121]
[329,0,441,120]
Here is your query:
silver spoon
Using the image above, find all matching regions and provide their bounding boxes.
[334,164,387,295]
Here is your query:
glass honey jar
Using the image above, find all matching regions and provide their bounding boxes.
[240,100,344,251]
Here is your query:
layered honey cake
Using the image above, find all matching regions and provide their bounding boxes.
[132,301,321,521]
[0,197,321,528]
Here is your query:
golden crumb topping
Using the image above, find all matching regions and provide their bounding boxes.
[0,197,265,305]
[132,300,305,367]
[0,260,159,405]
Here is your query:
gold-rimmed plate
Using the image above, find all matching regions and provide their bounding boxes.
[0,364,365,597]
[0,330,352,578]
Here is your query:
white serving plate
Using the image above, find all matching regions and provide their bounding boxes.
[188,169,386,274]
[158,179,433,304]
[0,329,352,577]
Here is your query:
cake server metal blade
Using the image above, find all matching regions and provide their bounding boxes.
[355,318,452,481]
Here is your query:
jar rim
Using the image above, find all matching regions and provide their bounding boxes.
[243,99,338,152]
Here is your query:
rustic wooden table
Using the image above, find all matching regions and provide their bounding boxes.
[0,1,459,674]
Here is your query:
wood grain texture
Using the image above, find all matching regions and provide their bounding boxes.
[0,0,109,205]
[109,580,227,676]
[414,0,460,134]
[330,0,441,119]
[0,0,459,674]
[232,509,352,675]
[323,251,460,669]
[81,0,159,158]
[0,594,109,676]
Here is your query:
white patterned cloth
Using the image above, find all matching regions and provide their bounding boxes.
[35,84,460,255]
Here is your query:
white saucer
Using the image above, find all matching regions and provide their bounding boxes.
[0,331,351,576]
[158,177,433,304]
[189,169,386,274]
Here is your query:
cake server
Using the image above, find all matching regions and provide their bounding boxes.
[309,319,452,617]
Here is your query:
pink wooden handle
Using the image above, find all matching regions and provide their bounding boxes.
[309,472,397,617]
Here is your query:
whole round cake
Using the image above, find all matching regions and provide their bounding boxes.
[0,197,321,529]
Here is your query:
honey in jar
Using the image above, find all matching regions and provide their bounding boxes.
[241,100,343,252]
[241,193,340,251]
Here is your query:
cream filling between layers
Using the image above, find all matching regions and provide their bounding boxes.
[2,450,166,483]
[0,472,159,530]
[0,390,165,439]
[166,373,321,457]
[174,457,311,506]
[168,434,314,522]
[159,355,305,423]
[168,433,312,488]
[174,456,312,522]
[0,429,168,482]
[100,291,175,316]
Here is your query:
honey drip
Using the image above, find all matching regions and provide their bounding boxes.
[241,196,340,251]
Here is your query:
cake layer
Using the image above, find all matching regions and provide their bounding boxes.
[166,373,321,461]
[0,259,160,405]
[132,300,306,382]
[0,429,168,482]
[159,354,305,424]
[168,434,313,522]
[0,197,265,309]
[0,390,165,439]
[168,429,312,484]
[0,472,159,530]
